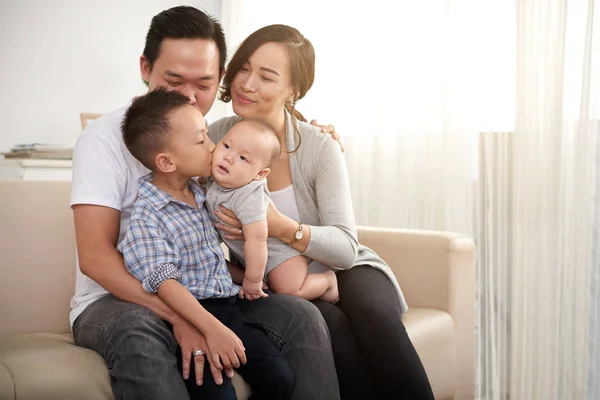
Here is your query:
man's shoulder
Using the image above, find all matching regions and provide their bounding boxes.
[293,119,337,162]
[76,105,129,146]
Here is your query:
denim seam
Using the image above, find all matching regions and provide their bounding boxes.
[260,324,287,354]
[73,323,124,398]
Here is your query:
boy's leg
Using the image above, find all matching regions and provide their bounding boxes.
[228,300,294,399]
[238,293,340,400]
[268,256,338,302]
[73,295,190,400]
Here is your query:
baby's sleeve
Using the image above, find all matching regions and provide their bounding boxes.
[230,182,269,226]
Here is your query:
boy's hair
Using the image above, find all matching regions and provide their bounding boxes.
[144,6,227,75]
[121,88,190,170]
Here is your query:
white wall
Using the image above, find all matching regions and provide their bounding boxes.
[0,0,221,151]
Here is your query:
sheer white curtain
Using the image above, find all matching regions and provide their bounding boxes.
[220,1,600,399]
[510,0,599,399]
[219,0,515,236]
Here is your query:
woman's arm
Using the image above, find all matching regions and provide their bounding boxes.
[215,134,359,269]
[269,137,359,269]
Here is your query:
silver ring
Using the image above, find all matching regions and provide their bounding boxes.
[238,228,242,235]
[193,350,204,357]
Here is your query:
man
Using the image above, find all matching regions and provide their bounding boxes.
[71,6,339,399]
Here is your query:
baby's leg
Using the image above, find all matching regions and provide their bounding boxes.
[268,256,339,303]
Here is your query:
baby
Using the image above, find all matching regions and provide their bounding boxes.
[206,120,339,303]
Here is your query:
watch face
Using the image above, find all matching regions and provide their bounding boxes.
[295,231,304,240]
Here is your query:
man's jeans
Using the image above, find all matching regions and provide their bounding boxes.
[73,293,340,400]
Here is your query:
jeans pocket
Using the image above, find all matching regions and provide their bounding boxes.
[239,318,286,356]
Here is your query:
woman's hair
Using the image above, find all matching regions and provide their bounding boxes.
[219,24,315,151]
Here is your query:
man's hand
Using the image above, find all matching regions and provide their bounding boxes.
[310,119,344,152]
[240,278,269,300]
[172,319,233,386]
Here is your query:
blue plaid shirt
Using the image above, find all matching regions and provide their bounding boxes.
[118,174,240,300]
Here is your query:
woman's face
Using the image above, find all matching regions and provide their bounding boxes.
[230,42,295,121]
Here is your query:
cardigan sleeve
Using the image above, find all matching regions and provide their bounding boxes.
[207,116,241,144]
[302,135,359,269]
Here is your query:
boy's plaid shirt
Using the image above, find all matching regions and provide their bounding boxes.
[118,174,240,299]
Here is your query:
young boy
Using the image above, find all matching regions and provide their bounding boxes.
[117,88,293,399]
[206,120,339,303]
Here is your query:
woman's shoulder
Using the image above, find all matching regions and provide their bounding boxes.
[295,119,342,158]
[208,115,242,142]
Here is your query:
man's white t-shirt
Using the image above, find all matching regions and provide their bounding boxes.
[69,104,149,327]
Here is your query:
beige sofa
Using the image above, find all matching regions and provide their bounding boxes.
[0,181,476,400]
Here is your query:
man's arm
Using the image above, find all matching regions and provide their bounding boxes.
[73,204,181,324]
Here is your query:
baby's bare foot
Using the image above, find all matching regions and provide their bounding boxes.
[320,270,340,303]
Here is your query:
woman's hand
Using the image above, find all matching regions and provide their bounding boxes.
[214,206,244,240]
[219,200,286,240]
[215,202,287,240]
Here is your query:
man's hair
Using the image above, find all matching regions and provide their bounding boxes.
[143,6,227,74]
[121,88,190,170]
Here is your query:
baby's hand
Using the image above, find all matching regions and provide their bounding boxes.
[240,278,269,301]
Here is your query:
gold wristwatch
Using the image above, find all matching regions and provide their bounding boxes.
[289,222,304,245]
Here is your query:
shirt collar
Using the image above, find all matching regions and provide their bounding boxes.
[137,173,207,211]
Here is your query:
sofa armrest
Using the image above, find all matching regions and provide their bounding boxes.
[357,226,476,399]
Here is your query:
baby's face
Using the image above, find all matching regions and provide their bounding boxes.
[211,123,273,189]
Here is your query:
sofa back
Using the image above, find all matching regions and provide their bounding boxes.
[0,181,76,335]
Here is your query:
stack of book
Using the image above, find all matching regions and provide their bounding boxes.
[1,143,73,160]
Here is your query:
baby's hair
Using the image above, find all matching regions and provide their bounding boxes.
[121,87,190,170]
[235,119,282,167]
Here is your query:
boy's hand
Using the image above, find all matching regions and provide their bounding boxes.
[240,278,269,300]
[204,322,247,371]
[172,318,234,386]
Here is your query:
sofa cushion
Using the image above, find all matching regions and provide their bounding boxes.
[0,332,251,400]
[0,361,14,400]
[0,333,111,400]
[404,307,456,400]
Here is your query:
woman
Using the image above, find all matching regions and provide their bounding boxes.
[209,24,434,399]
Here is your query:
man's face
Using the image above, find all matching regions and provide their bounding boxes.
[141,38,221,116]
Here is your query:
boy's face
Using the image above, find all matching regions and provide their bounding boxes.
[141,38,222,117]
[211,123,274,189]
[167,105,215,178]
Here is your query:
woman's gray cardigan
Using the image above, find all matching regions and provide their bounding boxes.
[208,112,408,315]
